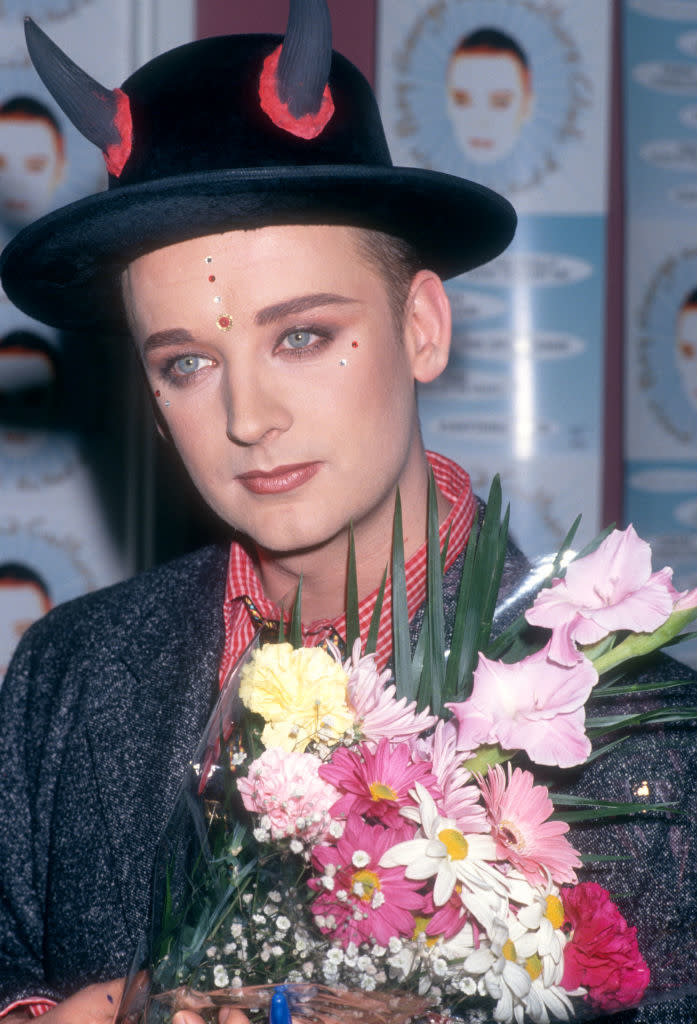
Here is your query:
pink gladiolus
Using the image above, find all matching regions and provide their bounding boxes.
[525,525,678,667]
[673,586,697,611]
[446,643,598,768]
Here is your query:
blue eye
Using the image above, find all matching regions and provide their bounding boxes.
[174,355,210,375]
[286,330,313,349]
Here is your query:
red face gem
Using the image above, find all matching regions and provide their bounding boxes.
[352,340,359,348]
[154,390,161,397]
[208,275,216,283]
[216,314,233,331]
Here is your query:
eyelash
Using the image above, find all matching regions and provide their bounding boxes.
[154,325,335,386]
[157,354,214,388]
[275,325,334,359]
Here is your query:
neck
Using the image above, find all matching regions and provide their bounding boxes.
[254,447,452,623]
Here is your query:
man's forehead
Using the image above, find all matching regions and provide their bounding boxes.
[129,223,363,266]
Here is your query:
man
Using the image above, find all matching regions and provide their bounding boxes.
[0,5,694,1024]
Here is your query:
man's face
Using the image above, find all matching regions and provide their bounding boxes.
[676,305,697,408]
[446,51,531,164]
[124,225,425,556]
[0,117,64,227]
[0,579,50,679]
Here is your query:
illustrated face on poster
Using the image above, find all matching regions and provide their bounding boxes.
[0,563,52,680]
[0,331,75,486]
[446,29,533,165]
[0,96,65,229]
[676,290,697,408]
[0,332,58,417]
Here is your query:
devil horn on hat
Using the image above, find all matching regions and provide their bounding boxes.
[259,0,335,140]
[24,17,133,176]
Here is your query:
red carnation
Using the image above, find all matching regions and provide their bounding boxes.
[561,882,650,1012]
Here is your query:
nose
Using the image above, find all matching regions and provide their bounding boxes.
[224,360,291,447]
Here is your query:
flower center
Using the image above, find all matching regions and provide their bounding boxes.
[412,915,439,946]
[545,894,565,929]
[438,828,469,860]
[526,953,543,980]
[502,939,517,962]
[369,780,398,802]
[498,819,526,852]
[352,868,381,902]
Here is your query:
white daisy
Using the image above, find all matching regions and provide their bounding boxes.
[380,783,508,905]
[463,910,531,1023]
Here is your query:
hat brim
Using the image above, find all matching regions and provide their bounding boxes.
[0,164,515,331]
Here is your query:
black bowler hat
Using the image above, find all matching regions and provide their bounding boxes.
[0,0,516,331]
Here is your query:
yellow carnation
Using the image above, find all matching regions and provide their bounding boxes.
[239,642,354,752]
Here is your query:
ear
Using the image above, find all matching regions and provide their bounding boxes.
[402,270,452,384]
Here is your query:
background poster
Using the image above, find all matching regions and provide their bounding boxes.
[0,0,194,684]
[624,0,697,666]
[377,0,611,559]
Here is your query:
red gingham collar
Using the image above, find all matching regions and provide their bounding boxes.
[219,452,474,679]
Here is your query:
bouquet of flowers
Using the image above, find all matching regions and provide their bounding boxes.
[117,479,697,1024]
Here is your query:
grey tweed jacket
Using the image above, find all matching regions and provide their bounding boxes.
[0,537,695,1022]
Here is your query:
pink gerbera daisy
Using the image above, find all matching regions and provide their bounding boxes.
[309,813,425,948]
[319,736,440,827]
[422,882,476,941]
[479,764,582,886]
[342,639,438,746]
[411,720,488,834]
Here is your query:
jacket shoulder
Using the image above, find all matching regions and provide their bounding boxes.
[8,543,229,669]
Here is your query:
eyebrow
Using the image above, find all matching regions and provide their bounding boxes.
[141,293,358,355]
[254,292,358,326]
[141,328,197,357]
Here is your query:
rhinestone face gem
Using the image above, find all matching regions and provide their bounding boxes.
[204,256,213,264]
[339,359,347,367]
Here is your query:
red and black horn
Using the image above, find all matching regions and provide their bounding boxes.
[23,17,133,177]
[259,0,335,140]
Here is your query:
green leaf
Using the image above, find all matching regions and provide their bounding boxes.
[444,475,511,703]
[443,517,479,704]
[346,522,360,653]
[550,793,673,810]
[391,489,412,700]
[554,804,675,822]
[277,606,285,643]
[586,707,697,738]
[583,735,628,763]
[570,521,615,563]
[418,469,446,713]
[289,578,303,649]
[462,743,512,775]
[591,678,696,698]
[365,567,387,656]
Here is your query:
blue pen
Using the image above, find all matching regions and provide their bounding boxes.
[270,986,292,1024]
